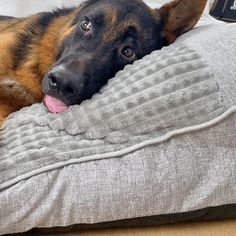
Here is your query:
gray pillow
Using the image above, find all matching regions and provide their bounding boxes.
[0,23,235,235]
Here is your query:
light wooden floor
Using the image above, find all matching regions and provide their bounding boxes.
[30,219,236,236]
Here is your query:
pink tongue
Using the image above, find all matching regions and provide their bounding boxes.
[44,95,69,113]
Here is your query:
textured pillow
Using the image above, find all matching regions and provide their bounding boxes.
[0,23,236,235]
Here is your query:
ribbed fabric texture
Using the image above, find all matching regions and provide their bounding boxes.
[0,43,228,189]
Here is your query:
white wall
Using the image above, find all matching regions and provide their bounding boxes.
[0,0,85,17]
[0,0,175,17]
[0,0,212,18]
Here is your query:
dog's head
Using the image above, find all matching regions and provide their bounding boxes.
[42,0,207,110]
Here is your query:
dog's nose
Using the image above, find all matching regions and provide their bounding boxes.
[48,71,75,95]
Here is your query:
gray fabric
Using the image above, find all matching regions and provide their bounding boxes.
[0,23,236,235]
[0,113,235,235]
[177,24,236,106]
[2,24,236,189]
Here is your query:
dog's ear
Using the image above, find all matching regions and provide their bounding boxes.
[157,0,207,45]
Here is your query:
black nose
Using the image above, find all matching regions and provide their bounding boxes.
[48,71,75,95]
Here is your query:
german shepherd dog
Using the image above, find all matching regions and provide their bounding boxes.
[0,0,207,125]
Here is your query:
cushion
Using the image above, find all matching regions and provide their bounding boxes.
[0,11,236,236]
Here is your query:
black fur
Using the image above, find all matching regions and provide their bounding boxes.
[12,23,39,69]
[43,0,164,105]
[11,9,76,69]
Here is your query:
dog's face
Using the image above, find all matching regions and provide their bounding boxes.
[42,0,206,106]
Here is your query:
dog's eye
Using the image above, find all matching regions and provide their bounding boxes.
[80,19,92,31]
[121,46,136,59]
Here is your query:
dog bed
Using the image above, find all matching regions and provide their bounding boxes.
[0,19,236,235]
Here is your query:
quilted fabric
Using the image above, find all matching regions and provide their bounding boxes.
[0,42,230,190]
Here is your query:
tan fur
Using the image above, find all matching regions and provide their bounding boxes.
[105,8,118,27]
[0,11,77,124]
[103,19,141,43]
[0,100,17,124]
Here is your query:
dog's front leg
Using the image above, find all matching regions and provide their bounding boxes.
[0,116,4,127]
[0,102,16,127]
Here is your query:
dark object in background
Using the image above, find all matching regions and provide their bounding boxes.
[210,0,236,21]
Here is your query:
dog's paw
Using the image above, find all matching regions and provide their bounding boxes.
[0,117,5,127]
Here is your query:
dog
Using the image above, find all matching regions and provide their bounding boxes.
[0,0,207,125]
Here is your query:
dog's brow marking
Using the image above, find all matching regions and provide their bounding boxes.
[103,20,141,43]
[105,7,118,26]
